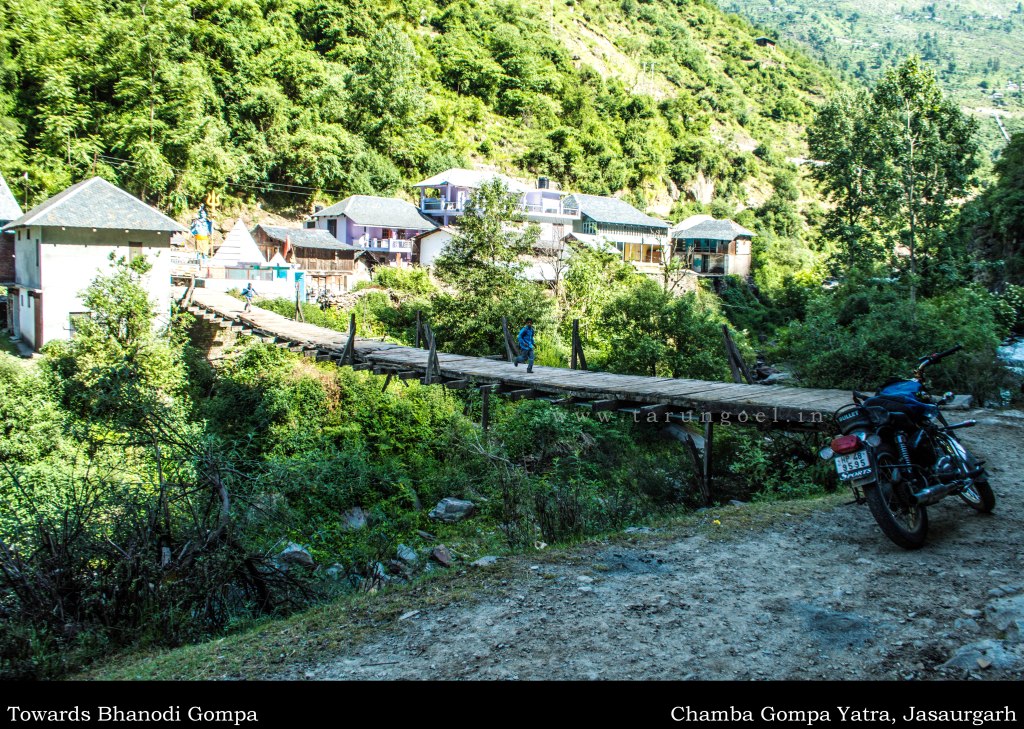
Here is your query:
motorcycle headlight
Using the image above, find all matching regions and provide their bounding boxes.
[818,446,834,460]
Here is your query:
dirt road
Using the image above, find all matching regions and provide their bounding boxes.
[287,409,1024,681]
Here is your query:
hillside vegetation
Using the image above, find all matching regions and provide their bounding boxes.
[0,0,836,218]
[722,0,1024,163]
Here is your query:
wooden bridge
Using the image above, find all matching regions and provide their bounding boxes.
[180,287,855,500]
[179,287,855,425]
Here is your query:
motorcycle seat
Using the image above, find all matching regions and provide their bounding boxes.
[862,394,937,422]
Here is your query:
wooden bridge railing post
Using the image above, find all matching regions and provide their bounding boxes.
[501,317,519,362]
[423,322,442,385]
[415,310,422,349]
[570,318,588,370]
[721,325,753,385]
[180,276,196,307]
[702,420,714,505]
[294,283,305,323]
[480,384,492,433]
[340,313,356,366]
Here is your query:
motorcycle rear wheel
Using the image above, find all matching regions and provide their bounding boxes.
[865,447,928,549]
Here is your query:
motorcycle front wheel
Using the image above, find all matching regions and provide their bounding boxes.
[865,447,928,549]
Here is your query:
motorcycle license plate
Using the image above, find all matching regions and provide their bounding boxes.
[835,450,873,481]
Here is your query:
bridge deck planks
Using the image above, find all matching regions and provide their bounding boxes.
[182,288,854,429]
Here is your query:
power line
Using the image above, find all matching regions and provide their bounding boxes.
[96,153,352,198]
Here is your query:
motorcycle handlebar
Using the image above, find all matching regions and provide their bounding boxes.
[920,343,963,367]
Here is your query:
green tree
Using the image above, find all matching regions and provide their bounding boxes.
[965,131,1024,283]
[44,255,185,427]
[809,58,979,303]
[346,24,424,158]
[432,178,550,355]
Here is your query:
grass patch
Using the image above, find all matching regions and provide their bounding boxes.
[0,332,21,357]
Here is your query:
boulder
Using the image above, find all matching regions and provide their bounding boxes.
[428,498,476,523]
[945,395,974,410]
[325,563,345,580]
[430,545,453,567]
[941,640,1021,671]
[396,543,418,565]
[341,507,367,531]
[471,556,499,567]
[276,542,314,568]
[985,592,1024,639]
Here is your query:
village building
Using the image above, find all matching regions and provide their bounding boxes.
[561,193,670,274]
[1,172,24,333]
[189,219,304,300]
[1,176,184,351]
[251,224,370,294]
[413,226,456,268]
[308,195,436,266]
[413,168,580,251]
[672,215,754,277]
[755,36,777,49]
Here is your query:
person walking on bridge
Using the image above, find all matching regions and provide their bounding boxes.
[242,282,257,312]
[514,318,535,373]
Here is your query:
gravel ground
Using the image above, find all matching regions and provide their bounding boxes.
[283,408,1024,681]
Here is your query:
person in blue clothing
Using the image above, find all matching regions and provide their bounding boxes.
[242,283,257,312]
[514,318,535,373]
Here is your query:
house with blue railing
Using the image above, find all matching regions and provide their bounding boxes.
[413,168,580,250]
[309,195,437,266]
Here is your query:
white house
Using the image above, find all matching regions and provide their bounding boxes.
[671,216,755,277]
[562,193,670,275]
[414,226,455,268]
[1,176,185,351]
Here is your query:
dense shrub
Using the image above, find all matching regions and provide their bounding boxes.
[777,284,1009,401]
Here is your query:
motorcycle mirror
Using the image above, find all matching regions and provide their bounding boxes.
[818,446,834,460]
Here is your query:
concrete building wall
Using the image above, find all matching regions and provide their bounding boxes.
[28,227,173,348]
[417,230,453,267]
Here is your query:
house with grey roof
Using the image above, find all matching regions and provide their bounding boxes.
[672,215,755,277]
[309,195,436,266]
[1,176,184,351]
[251,224,370,293]
[562,193,670,272]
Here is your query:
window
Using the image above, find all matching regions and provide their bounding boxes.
[327,219,337,238]
[69,312,92,336]
[582,220,597,236]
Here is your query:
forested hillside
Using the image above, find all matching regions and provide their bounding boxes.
[722,0,1024,163]
[0,0,836,217]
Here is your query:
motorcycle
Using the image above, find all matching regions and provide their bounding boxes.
[819,344,995,549]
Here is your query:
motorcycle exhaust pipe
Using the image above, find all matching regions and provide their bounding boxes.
[913,482,960,506]
[934,467,984,484]
[913,469,983,506]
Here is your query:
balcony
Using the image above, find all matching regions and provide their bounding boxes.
[421,198,580,219]
[421,198,464,214]
[357,237,414,253]
[516,202,580,219]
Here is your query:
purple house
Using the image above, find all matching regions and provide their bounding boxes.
[412,168,580,249]
[309,195,437,265]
